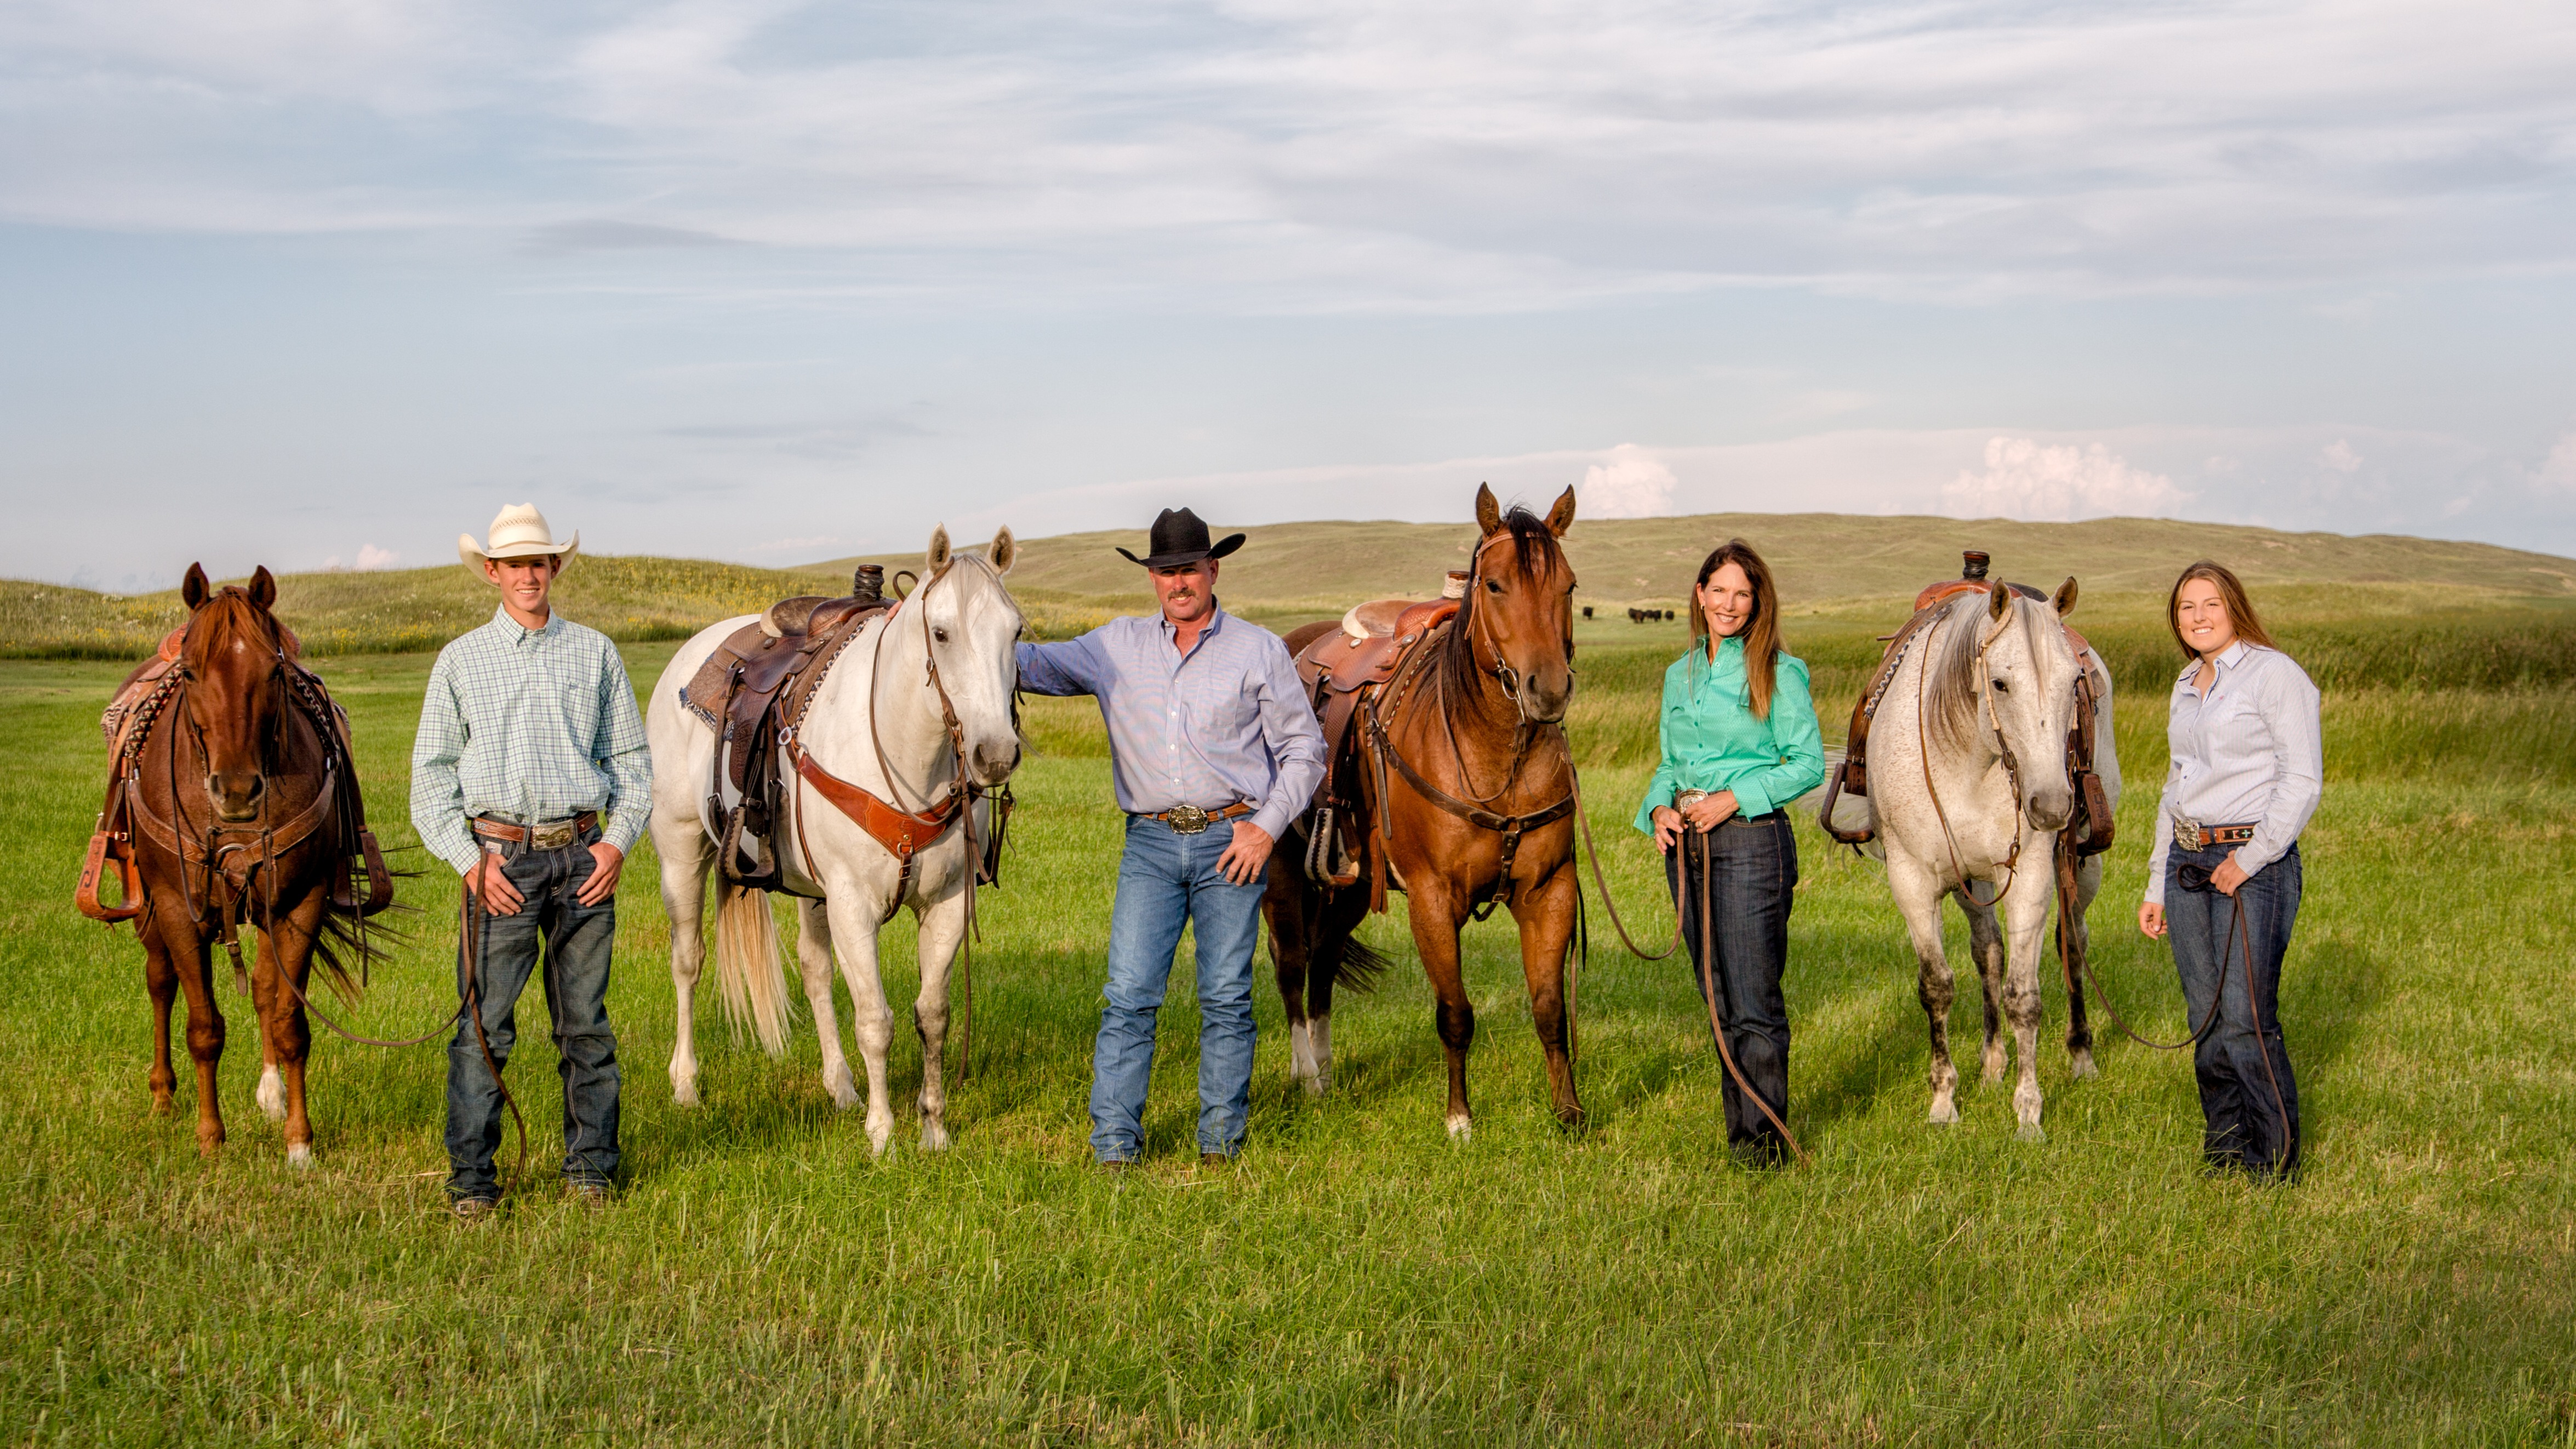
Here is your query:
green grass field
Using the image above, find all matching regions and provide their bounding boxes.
[4,584,2574,1444]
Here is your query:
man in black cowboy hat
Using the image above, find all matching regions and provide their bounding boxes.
[1018,507,1324,1168]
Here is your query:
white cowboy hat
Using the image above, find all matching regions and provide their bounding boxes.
[459,503,580,574]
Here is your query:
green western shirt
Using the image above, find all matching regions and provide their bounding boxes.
[1632,635,1827,832]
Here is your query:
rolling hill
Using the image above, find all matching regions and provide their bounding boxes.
[5,513,2571,659]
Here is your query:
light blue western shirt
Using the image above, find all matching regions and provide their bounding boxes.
[2143,640,2323,905]
[1016,603,1326,843]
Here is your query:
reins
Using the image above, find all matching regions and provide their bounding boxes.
[1693,829,1809,1165]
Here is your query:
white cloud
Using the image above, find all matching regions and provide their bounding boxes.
[356,543,398,569]
[2537,433,2576,493]
[2321,439,2363,473]
[1942,437,2190,522]
[1577,444,1677,520]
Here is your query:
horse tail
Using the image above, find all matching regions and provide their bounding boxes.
[1322,927,1392,995]
[712,882,795,1058]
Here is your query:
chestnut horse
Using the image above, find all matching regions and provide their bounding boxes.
[1266,485,1583,1137]
[84,565,392,1162]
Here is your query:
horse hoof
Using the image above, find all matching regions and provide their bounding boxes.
[2070,1051,2100,1080]
[670,1070,700,1108]
[150,1095,174,1118]
[1301,1075,1327,1099]
[1980,1059,2007,1086]
[285,1143,313,1170]
[2018,1121,2047,1144]
[1555,1106,1587,1132]
[866,1119,895,1158]
[920,1121,952,1152]
[827,1076,861,1111]
[1928,1100,1960,1126]
[256,1068,287,1122]
[1445,1115,1473,1142]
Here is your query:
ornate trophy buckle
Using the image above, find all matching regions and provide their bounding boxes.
[2172,815,2206,852]
[1166,804,1212,835]
[530,818,579,851]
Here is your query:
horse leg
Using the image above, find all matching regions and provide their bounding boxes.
[1962,891,2009,1085]
[248,931,288,1122]
[1404,884,1476,1139]
[1509,869,1583,1129]
[822,889,899,1156]
[1263,859,1317,1096]
[1306,885,1372,1097]
[794,898,859,1109]
[911,881,965,1152]
[156,910,226,1153]
[659,838,711,1107]
[261,893,327,1167]
[1890,865,1960,1125]
[144,925,180,1116]
[2064,854,2101,1080]
[2003,866,2053,1140]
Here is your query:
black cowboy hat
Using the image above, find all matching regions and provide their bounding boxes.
[1115,507,1246,569]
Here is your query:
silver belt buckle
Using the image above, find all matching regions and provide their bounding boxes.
[529,818,579,852]
[1165,804,1212,835]
[2172,815,2206,852]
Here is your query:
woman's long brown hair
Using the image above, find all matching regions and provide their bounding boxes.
[2166,558,2274,662]
[1688,538,1783,718]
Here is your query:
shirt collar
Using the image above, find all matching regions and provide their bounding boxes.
[1158,600,1226,651]
[2214,640,2249,670]
[489,604,560,643]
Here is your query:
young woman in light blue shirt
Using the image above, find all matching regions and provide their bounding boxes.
[1636,539,1825,1162]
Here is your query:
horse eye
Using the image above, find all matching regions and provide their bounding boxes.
[1991,679,2009,694]
[1484,579,1503,594]
[933,627,950,644]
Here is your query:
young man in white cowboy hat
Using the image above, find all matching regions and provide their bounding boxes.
[411,503,652,1217]
[1016,507,1324,1169]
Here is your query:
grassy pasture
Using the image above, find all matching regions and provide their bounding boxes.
[3,590,2573,1445]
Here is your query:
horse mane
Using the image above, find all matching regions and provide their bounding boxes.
[1921,591,2008,756]
[1442,505,1564,703]
[185,587,294,661]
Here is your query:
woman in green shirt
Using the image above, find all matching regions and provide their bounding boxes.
[1636,539,1826,1162]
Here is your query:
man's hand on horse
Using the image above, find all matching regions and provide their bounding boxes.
[1217,821,1274,885]
[1682,791,1739,832]
[465,853,526,916]
[576,842,625,906]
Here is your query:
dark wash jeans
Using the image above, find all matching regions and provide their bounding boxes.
[1664,811,1798,1160]
[2166,840,2303,1180]
[446,826,622,1199]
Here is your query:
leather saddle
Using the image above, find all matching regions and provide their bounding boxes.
[680,592,893,891]
[1820,567,2111,857]
[1288,596,1460,888]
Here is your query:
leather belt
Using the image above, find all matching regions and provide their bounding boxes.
[1142,802,1254,835]
[1674,790,1784,828]
[2171,817,2257,852]
[474,812,599,852]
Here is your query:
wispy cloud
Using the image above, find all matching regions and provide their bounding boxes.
[4,1,2571,307]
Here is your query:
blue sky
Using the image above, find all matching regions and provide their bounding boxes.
[5,0,2574,590]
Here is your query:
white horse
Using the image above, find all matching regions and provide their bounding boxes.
[644,527,1023,1155]
[1855,578,2119,1140]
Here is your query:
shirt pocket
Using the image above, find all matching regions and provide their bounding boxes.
[557,678,601,748]
[1184,669,1258,743]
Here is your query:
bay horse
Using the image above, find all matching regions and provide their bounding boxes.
[1267,484,1583,1138]
[645,527,1023,1155]
[79,564,395,1163]
[1854,577,2117,1139]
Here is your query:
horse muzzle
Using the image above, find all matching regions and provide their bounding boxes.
[2025,783,2073,832]
[208,772,266,823]
[969,739,1020,787]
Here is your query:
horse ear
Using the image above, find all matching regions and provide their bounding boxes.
[926,525,951,572]
[1987,579,2012,620]
[1543,486,1576,538]
[248,566,277,609]
[1475,483,1502,537]
[2052,575,2078,618]
[182,564,210,610]
[988,527,1017,576]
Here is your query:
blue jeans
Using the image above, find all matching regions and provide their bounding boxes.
[2166,840,2302,1179]
[446,827,622,1199]
[1665,812,1798,1160]
[1092,816,1265,1162]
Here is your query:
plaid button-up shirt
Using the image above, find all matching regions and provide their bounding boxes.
[409,606,653,874]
